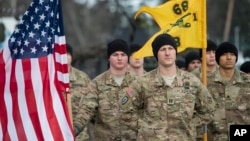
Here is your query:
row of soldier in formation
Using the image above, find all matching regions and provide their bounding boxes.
[67,33,250,141]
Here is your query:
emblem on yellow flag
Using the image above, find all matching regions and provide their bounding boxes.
[133,0,207,58]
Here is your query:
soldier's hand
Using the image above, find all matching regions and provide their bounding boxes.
[73,123,81,136]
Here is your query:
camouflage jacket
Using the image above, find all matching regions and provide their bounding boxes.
[74,70,138,141]
[191,66,219,140]
[207,68,250,141]
[191,66,219,80]
[128,68,215,141]
[70,67,92,141]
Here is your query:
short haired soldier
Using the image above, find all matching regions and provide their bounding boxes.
[73,39,138,141]
[207,42,250,141]
[128,34,215,141]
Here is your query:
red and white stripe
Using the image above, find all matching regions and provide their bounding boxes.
[0,36,74,141]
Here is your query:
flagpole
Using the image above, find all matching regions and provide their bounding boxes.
[202,48,207,141]
[58,0,73,126]
[67,93,73,125]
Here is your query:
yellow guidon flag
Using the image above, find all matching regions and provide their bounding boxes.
[133,0,207,58]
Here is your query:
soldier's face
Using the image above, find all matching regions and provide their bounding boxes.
[206,50,216,66]
[157,45,176,67]
[219,52,236,69]
[187,60,201,72]
[129,55,144,69]
[109,51,128,70]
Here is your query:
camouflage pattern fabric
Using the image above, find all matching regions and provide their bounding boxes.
[128,68,215,141]
[191,66,219,80]
[70,66,93,141]
[207,68,250,141]
[128,69,147,77]
[191,66,219,141]
[74,70,138,141]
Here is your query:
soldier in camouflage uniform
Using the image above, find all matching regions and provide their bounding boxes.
[192,39,218,80]
[73,39,138,141]
[128,34,215,141]
[207,42,250,141]
[67,44,92,141]
[191,40,218,141]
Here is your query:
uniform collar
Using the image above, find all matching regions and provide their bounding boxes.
[153,67,184,87]
[214,68,244,84]
[104,70,132,87]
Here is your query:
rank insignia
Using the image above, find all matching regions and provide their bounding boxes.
[167,98,174,105]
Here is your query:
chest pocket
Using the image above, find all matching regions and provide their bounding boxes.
[167,95,181,113]
[98,86,116,113]
[143,87,167,117]
[180,93,195,119]
[208,83,225,109]
[117,89,138,123]
[228,85,250,111]
[167,89,196,119]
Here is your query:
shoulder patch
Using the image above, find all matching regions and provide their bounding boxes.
[126,87,134,97]
[121,96,128,105]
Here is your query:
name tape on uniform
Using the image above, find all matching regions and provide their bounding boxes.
[230,125,250,141]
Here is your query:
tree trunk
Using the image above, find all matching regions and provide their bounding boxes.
[223,0,235,41]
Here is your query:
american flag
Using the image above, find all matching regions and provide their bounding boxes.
[0,0,74,140]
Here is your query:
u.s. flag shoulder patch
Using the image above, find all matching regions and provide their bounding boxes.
[126,87,134,97]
